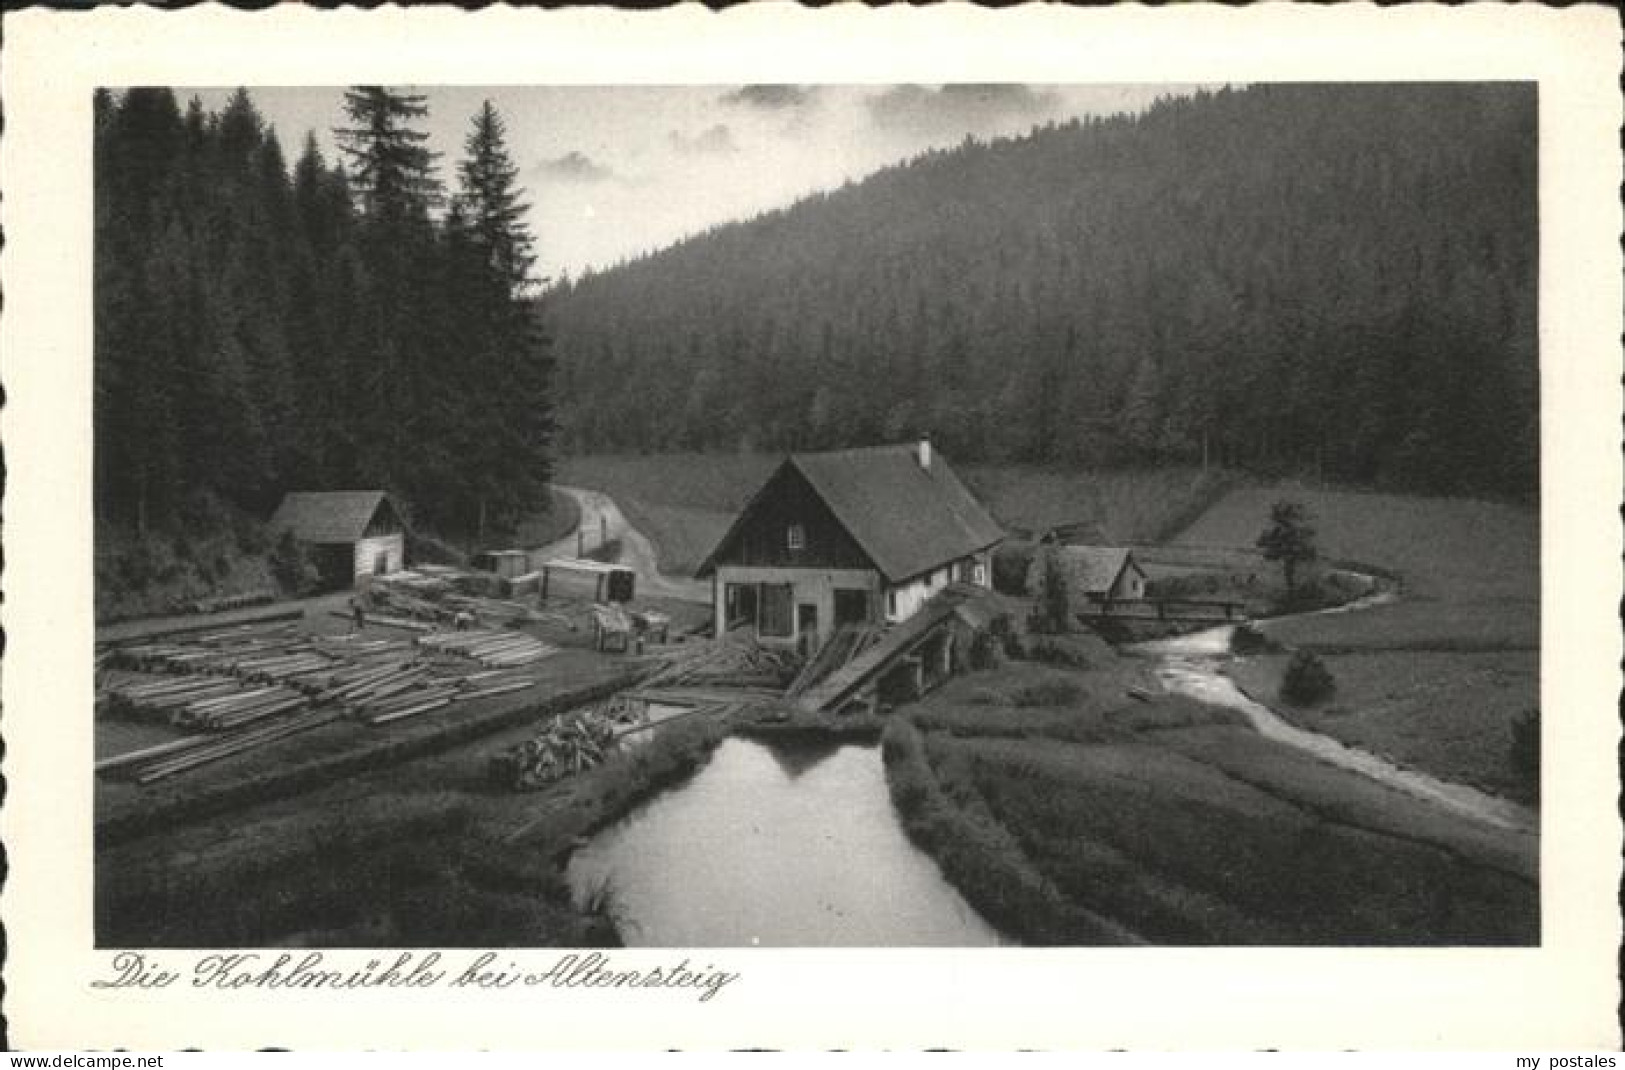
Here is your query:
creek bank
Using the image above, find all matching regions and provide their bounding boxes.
[878,642,1537,944]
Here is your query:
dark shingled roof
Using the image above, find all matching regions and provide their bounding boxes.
[270,491,396,544]
[701,444,1004,583]
[1026,545,1145,596]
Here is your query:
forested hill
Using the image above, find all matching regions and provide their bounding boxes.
[547,83,1536,497]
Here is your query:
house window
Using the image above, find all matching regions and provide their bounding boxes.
[886,590,898,617]
[787,523,805,551]
[973,562,987,587]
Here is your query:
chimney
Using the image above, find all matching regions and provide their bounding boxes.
[917,432,932,470]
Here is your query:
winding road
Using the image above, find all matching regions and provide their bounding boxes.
[539,485,710,604]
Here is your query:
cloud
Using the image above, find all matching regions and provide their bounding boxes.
[719,85,818,111]
[535,151,614,183]
[866,83,1060,138]
[669,123,738,156]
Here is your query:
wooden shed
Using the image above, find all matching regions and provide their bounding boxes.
[270,490,407,590]
[540,557,636,604]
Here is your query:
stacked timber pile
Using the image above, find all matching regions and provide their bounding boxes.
[488,710,618,791]
[635,633,800,692]
[371,570,550,630]
[95,709,341,785]
[418,628,557,667]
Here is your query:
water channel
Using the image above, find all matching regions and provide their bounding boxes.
[569,582,1535,945]
[1129,589,1538,834]
[566,735,1009,947]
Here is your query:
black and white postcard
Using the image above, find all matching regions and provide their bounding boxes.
[3,2,1620,1051]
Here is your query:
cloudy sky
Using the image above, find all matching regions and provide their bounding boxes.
[198,84,1200,282]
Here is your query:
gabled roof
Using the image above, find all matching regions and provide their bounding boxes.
[699,444,1005,583]
[270,491,397,544]
[1027,546,1145,596]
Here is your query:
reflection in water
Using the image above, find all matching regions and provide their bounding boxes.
[567,737,1008,947]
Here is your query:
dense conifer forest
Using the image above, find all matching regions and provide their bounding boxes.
[94,87,554,539]
[547,83,1536,498]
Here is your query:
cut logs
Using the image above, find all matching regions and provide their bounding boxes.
[417,628,557,667]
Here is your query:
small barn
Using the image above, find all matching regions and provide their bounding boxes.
[1027,546,1148,606]
[697,436,1004,654]
[270,490,406,590]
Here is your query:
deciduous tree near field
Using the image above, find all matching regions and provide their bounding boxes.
[1257,500,1318,593]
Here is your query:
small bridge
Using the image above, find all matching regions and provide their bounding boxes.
[1077,597,1249,625]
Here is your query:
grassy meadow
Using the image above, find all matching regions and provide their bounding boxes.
[1229,651,1539,802]
[886,659,1538,945]
[1174,481,1538,650]
[1175,481,1540,800]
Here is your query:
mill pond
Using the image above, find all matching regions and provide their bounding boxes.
[568,736,1007,947]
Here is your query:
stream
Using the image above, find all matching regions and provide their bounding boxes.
[1129,590,1538,834]
[566,736,1008,947]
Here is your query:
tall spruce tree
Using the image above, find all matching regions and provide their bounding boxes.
[457,100,537,297]
[335,87,439,223]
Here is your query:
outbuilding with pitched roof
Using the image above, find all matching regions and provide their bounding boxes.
[1026,545,1148,606]
[269,490,407,589]
[696,437,1004,652]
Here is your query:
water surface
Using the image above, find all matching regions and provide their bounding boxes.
[567,737,1008,947]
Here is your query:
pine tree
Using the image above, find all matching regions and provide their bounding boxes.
[456,100,537,297]
[336,87,439,223]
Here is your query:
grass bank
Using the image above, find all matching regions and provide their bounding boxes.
[1228,651,1539,803]
[885,660,1538,945]
[98,712,728,948]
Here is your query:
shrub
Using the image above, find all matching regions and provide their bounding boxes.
[1027,633,1112,670]
[1033,545,1073,635]
[1280,650,1336,705]
[1508,707,1539,786]
[967,627,1004,672]
[991,539,1037,597]
[968,672,1084,708]
[1081,618,1134,645]
[1229,623,1278,655]
[268,530,320,596]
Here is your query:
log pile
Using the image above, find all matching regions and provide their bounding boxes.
[95,709,340,784]
[96,617,562,783]
[635,633,800,691]
[417,628,557,667]
[488,710,618,790]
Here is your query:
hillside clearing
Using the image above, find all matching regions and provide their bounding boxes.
[1176,481,1538,652]
[1228,651,1538,802]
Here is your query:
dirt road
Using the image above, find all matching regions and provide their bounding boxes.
[542,485,710,604]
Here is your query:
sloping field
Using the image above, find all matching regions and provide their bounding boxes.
[961,465,1232,543]
[556,453,777,513]
[1176,481,1538,651]
[889,664,1537,946]
[1174,481,1537,603]
[1229,651,1539,801]
[616,499,733,578]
